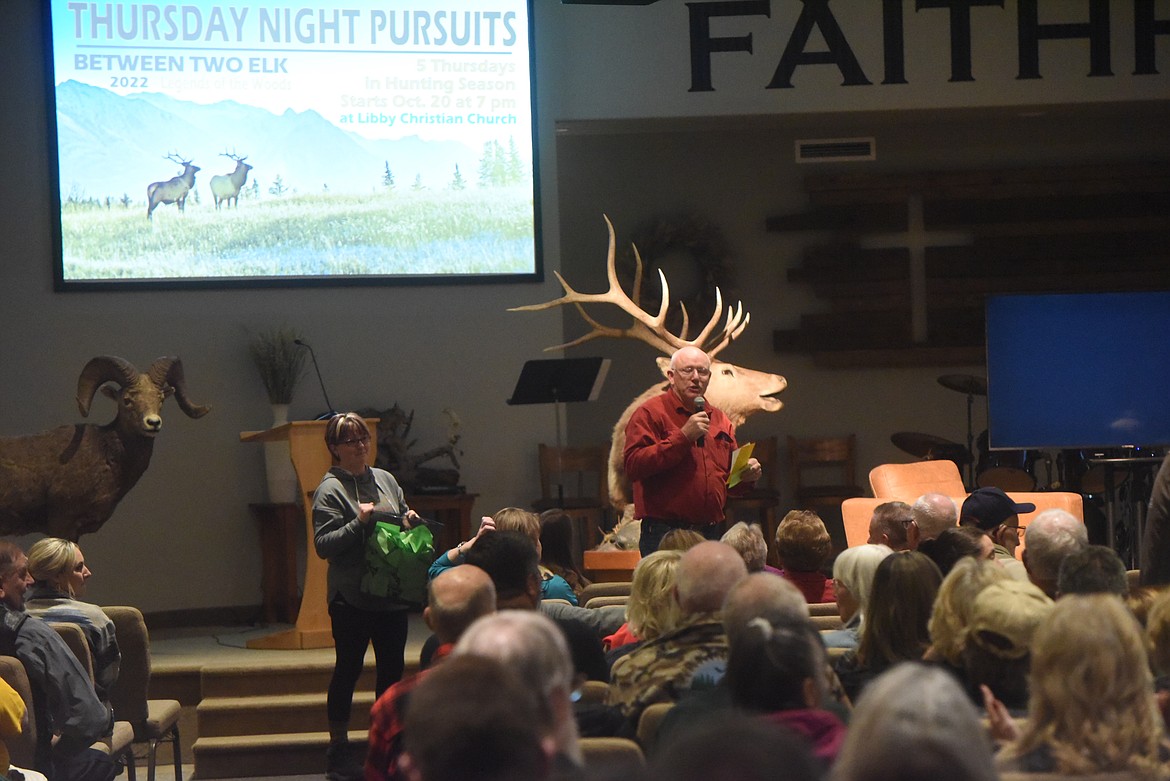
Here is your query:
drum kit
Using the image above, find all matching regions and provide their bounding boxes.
[890,373,1151,496]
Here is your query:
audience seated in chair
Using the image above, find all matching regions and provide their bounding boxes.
[650,713,822,781]
[918,525,994,578]
[463,531,608,682]
[866,502,920,552]
[988,594,1168,777]
[651,573,817,753]
[774,511,835,603]
[720,522,770,574]
[1056,545,1129,598]
[24,538,120,703]
[1021,508,1088,599]
[821,544,893,651]
[832,662,998,781]
[453,610,583,770]
[602,550,682,664]
[366,565,497,781]
[961,579,1052,717]
[0,542,115,781]
[725,614,847,766]
[399,655,554,781]
[657,528,704,553]
[833,552,941,702]
[959,487,1031,580]
[430,508,580,605]
[911,493,958,542]
[539,510,592,598]
[607,542,747,725]
[925,557,1011,672]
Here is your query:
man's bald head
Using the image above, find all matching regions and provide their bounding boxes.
[912,493,958,541]
[425,564,497,644]
[721,572,809,648]
[676,541,748,614]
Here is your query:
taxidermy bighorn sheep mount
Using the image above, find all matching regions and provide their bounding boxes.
[0,356,211,541]
[511,215,787,510]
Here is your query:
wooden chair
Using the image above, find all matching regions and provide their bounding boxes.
[579,737,645,773]
[808,601,839,617]
[584,595,628,609]
[534,444,611,564]
[789,435,864,510]
[725,435,781,556]
[102,606,181,781]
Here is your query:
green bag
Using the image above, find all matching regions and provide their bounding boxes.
[361,521,435,606]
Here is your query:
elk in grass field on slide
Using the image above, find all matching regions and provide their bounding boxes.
[511,215,788,511]
[210,150,253,210]
[146,152,200,220]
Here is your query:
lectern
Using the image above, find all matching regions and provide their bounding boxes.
[240,419,377,649]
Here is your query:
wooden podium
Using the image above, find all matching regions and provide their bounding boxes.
[240,419,378,650]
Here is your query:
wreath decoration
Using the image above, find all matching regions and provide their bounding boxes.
[617,213,734,334]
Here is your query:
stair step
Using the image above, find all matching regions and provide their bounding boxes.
[199,662,378,698]
[197,692,375,737]
[193,729,367,779]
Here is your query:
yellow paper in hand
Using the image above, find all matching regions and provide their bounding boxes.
[727,442,756,488]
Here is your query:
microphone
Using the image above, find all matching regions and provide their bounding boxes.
[694,395,706,447]
[294,339,337,420]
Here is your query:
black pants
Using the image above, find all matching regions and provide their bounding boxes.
[327,598,408,726]
[638,519,724,557]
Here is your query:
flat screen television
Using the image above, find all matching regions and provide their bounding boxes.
[45,0,540,290]
[986,291,1170,450]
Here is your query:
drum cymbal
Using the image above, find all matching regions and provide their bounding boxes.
[891,431,972,464]
[938,374,988,396]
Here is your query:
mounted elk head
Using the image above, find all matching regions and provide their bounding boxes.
[511,215,787,509]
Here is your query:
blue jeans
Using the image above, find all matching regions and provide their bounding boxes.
[639,519,725,557]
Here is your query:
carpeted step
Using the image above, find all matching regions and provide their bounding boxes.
[197,692,375,737]
[199,662,378,698]
[193,729,368,779]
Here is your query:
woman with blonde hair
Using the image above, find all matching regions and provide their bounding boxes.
[925,556,1011,667]
[25,537,120,700]
[602,549,683,662]
[991,593,1170,776]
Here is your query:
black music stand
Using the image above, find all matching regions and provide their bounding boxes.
[508,357,611,502]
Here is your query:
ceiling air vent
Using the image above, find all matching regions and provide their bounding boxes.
[795,137,876,163]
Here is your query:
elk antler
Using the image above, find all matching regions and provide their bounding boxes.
[510,215,748,357]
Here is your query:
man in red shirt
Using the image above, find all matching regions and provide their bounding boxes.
[625,346,762,556]
[364,565,496,781]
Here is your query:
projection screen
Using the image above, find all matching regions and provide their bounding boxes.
[46,1,541,289]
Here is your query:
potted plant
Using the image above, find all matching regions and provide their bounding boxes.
[250,326,306,407]
[249,327,307,502]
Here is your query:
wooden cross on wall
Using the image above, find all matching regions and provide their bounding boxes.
[858,194,971,343]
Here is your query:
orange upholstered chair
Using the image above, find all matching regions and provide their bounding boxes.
[869,460,966,499]
[842,461,1084,555]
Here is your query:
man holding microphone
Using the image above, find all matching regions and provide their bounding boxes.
[624,346,762,556]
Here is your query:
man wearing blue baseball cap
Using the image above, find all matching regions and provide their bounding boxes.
[959,487,1034,580]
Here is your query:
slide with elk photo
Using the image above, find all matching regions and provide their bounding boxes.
[47,0,538,286]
